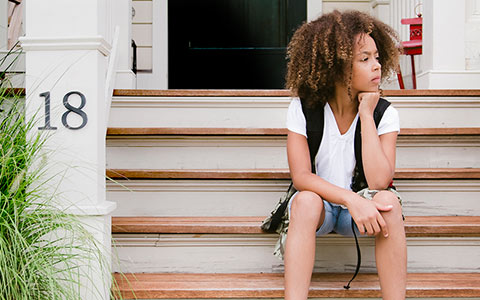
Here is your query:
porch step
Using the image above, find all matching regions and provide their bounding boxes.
[107,90,480,296]
[107,168,480,217]
[108,178,480,217]
[111,216,480,236]
[108,89,480,128]
[113,89,480,97]
[107,127,480,136]
[106,127,480,169]
[112,272,480,299]
[107,168,480,180]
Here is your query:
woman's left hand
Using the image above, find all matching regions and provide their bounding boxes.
[358,91,380,118]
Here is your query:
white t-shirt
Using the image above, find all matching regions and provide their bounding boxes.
[286,98,400,205]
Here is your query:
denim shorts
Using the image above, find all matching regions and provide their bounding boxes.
[287,188,403,238]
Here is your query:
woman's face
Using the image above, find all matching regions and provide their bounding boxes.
[351,34,382,95]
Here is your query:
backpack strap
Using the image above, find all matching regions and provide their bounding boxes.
[351,98,392,192]
[300,99,324,174]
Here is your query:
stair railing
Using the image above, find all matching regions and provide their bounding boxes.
[105,25,120,129]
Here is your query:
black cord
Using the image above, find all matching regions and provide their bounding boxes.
[344,217,361,289]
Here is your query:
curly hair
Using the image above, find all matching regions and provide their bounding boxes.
[286,10,401,108]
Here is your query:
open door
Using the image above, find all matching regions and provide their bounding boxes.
[168,0,306,89]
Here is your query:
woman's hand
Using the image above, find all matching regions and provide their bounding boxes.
[345,192,392,237]
[358,91,380,118]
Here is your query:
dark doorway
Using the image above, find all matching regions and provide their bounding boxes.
[168,0,306,89]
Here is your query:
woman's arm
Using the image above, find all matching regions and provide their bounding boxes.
[358,92,398,190]
[287,130,392,236]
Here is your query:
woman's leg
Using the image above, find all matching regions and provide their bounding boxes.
[373,191,407,300]
[284,191,326,300]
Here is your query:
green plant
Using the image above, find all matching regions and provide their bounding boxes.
[0,48,122,299]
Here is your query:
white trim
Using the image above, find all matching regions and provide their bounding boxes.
[417,70,480,89]
[385,97,480,108]
[371,0,390,8]
[107,135,480,147]
[19,36,112,56]
[107,179,289,192]
[105,26,120,127]
[111,96,480,109]
[106,179,480,193]
[112,234,480,247]
[418,70,480,76]
[111,96,291,108]
[394,180,480,193]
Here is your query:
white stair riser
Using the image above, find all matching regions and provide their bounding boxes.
[109,96,480,128]
[108,180,480,217]
[106,136,480,169]
[112,235,480,274]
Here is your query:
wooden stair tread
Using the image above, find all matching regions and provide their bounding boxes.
[112,272,480,298]
[106,168,480,180]
[112,89,480,97]
[111,216,480,236]
[107,127,480,136]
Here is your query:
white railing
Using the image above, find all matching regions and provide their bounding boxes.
[105,25,120,128]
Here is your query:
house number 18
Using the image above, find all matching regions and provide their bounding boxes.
[38,91,88,130]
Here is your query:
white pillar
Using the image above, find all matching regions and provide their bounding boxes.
[466,0,480,70]
[418,0,480,88]
[19,0,115,299]
[110,0,136,88]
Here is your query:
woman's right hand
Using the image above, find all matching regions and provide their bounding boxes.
[345,192,392,237]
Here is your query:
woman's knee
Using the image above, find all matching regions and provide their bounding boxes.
[374,191,403,221]
[291,191,324,224]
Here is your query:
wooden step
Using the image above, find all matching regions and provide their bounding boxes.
[112,272,480,299]
[109,89,480,129]
[111,216,480,237]
[107,127,480,136]
[113,89,480,97]
[106,168,480,180]
[106,129,480,169]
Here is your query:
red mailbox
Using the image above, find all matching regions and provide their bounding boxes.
[397,17,422,89]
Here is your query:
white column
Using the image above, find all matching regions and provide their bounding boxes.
[466,0,480,70]
[418,0,480,88]
[110,0,136,88]
[20,0,115,299]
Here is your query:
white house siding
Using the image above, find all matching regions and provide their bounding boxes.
[132,0,153,71]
